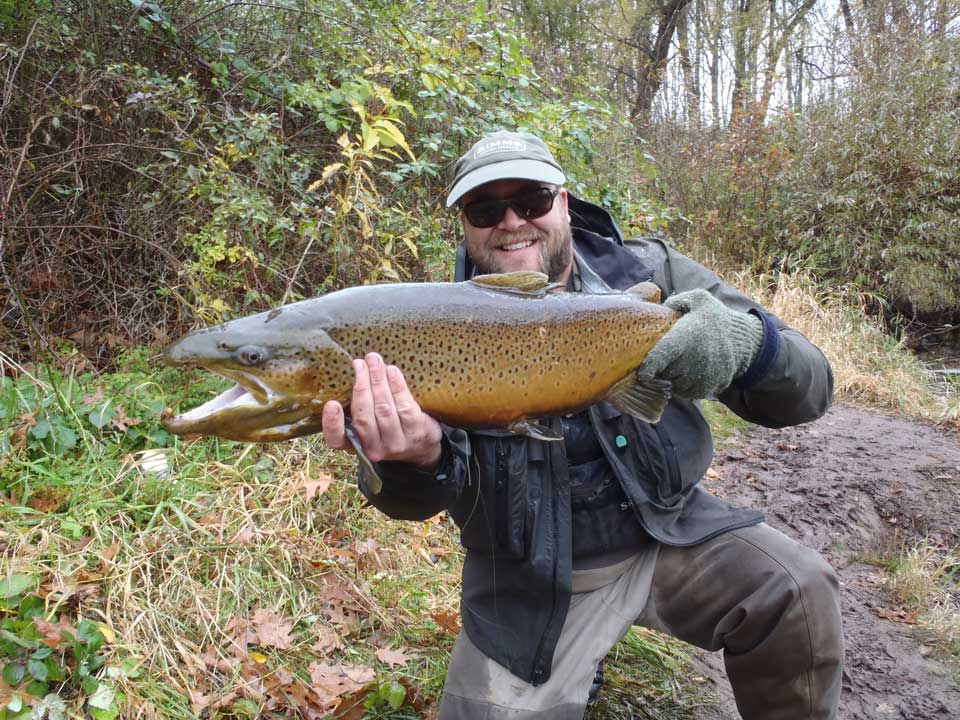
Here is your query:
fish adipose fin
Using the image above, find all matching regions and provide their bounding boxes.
[605,373,672,424]
[508,419,563,441]
[470,271,564,297]
[625,281,662,304]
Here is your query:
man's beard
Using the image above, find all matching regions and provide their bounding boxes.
[471,225,574,283]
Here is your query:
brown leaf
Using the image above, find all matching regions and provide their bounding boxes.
[310,623,344,655]
[229,525,255,545]
[285,471,334,502]
[252,607,295,650]
[309,662,374,700]
[82,388,105,406]
[875,606,919,624]
[431,611,461,636]
[26,488,69,513]
[34,615,76,649]
[111,405,142,432]
[375,647,413,667]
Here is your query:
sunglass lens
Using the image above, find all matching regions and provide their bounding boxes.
[513,188,556,219]
[464,200,503,228]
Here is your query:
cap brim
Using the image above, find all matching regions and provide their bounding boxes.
[446,160,566,207]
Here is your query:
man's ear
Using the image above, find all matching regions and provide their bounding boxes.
[559,187,570,219]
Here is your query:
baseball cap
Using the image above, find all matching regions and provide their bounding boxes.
[446,130,566,208]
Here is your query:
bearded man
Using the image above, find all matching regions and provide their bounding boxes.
[322,130,843,719]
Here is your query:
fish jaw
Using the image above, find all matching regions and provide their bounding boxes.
[161,378,324,442]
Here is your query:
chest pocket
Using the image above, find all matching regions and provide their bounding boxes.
[453,431,535,560]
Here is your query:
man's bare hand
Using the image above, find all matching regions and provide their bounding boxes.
[321,352,443,471]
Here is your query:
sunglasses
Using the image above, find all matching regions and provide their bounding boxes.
[461,186,560,228]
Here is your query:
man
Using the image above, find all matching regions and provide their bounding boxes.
[321,130,843,719]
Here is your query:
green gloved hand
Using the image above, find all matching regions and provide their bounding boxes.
[638,289,765,400]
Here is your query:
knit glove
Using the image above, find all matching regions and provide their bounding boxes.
[637,289,765,400]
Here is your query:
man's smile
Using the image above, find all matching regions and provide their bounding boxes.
[499,238,537,251]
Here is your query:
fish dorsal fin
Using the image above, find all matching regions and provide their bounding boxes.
[625,281,662,304]
[470,271,563,296]
[605,373,672,424]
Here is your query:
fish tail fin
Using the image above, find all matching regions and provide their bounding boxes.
[605,373,672,424]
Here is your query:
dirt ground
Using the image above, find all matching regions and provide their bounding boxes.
[691,403,960,719]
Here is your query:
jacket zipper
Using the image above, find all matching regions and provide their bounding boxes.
[530,421,562,685]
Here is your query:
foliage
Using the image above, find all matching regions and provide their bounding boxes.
[1,0,671,369]
[653,31,960,324]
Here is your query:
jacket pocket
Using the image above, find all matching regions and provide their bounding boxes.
[452,431,528,560]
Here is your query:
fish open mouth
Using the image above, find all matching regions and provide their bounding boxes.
[163,365,281,433]
[169,382,262,425]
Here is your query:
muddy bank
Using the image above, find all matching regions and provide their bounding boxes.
[692,404,960,719]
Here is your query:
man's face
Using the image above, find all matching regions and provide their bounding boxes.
[459,179,573,284]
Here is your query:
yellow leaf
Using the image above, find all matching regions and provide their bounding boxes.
[249,651,268,664]
[209,298,231,315]
[360,122,379,153]
[321,162,344,181]
[401,236,419,259]
[337,133,350,149]
[93,622,116,644]
[420,72,435,91]
[465,41,484,60]
[373,119,415,161]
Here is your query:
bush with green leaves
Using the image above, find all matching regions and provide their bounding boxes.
[654,33,960,324]
[3,0,673,369]
[0,577,133,720]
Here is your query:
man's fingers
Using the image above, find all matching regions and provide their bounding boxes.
[348,357,383,457]
[320,401,352,452]
[365,353,406,453]
[386,364,424,432]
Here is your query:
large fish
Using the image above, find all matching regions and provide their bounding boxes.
[162,272,679,476]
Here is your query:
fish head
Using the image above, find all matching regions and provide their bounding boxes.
[162,309,352,442]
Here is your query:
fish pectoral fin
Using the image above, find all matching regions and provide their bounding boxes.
[344,422,383,495]
[508,419,563,441]
[625,281,662,304]
[470,271,564,297]
[605,373,672,424]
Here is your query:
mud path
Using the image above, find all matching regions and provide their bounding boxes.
[692,404,960,719]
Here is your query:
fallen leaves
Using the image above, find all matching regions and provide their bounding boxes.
[251,608,295,650]
[375,647,414,667]
[874,606,920,624]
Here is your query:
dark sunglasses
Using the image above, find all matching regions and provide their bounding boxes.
[461,186,560,228]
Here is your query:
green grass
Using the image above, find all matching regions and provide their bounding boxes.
[0,350,722,718]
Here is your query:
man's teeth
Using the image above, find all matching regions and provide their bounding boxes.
[501,239,535,251]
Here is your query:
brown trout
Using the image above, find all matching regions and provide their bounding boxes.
[162,271,679,447]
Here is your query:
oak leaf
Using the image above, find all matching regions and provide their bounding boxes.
[375,647,414,667]
[252,607,295,650]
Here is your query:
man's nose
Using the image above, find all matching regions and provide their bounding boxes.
[496,206,527,231]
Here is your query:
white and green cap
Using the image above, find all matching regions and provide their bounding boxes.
[446,130,566,208]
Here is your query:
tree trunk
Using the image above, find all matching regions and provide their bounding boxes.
[756,0,816,122]
[630,0,695,128]
[730,0,752,123]
[677,1,700,125]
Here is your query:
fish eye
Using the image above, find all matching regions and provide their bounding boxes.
[237,345,268,365]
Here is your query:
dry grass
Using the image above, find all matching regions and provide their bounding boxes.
[734,270,959,426]
[877,540,960,670]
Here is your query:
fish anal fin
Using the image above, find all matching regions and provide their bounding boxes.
[625,281,662,304]
[470,271,563,296]
[605,373,672,424]
[508,419,563,441]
